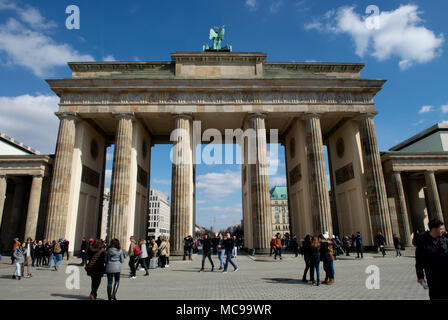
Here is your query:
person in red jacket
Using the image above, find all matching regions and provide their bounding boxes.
[274,233,282,260]
[270,237,276,256]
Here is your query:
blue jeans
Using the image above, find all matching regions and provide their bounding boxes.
[218,249,225,268]
[224,252,237,271]
[107,272,120,287]
[310,256,320,281]
[52,254,62,267]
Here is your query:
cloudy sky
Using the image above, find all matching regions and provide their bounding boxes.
[0,0,446,230]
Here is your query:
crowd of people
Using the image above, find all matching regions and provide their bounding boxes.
[2,218,448,300]
[10,237,70,279]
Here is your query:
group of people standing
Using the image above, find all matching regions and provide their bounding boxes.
[301,233,335,286]
[127,236,170,278]
[10,237,69,280]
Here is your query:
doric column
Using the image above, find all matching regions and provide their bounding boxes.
[248,113,272,253]
[424,170,444,222]
[0,175,6,230]
[358,114,393,245]
[305,114,333,236]
[45,112,78,241]
[392,171,412,246]
[24,174,43,240]
[170,114,194,255]
[108,113,134,248]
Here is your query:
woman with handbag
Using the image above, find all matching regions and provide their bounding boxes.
[105,239,124,300]
[85,239,106,300]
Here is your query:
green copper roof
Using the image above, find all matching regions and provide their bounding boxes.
[270,186,287,200]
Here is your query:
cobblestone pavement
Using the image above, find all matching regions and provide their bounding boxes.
[0,250,428,300]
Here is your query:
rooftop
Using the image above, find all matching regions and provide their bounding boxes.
[0,132,40,155]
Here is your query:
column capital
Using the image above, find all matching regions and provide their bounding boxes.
[425,169,435,174]
[247,112,268,120]
[113,112,135,121]
[301,113,322,120]
[171,112,193,121]
[55,112,79,121]
[31,173,44,179]
[355,112,378,121]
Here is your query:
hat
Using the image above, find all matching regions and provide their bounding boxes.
[13,237,19,242]
[323,231,329,239]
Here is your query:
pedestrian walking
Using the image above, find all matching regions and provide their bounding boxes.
[375,232,386,257]
[105,239,124,300]
[270,237,276,256]
[85,239,106,300]
[183,235,194,261]
[232,236,238,258]
[415,219,448,300]
[159,238,168,268]
[309,236,321,286]
[217,233,225,270]
[138,239,149,276]
[12,241,25,280]
[165,238,170,267]
[274,233,282,260]
[355,232,363,259]
[291,234,299,257]
[80,237,87,266]
[393,234,402,257]
[301,235,312,282]
[223,233,238,273]
[62,239,70,260]
[199,234,214,272]
[24,237,34,277]
[51,239,63,270]
[128,236,138,278]
[35,240,44,266]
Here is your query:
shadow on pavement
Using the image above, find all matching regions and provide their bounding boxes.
[262,277,309,285]
[50,293,90,300]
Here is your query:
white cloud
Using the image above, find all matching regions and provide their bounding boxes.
[196,170,241,199]
[305,5,444,70]
[245,0,257,10]
[269,1,282,13]
[153,178,171,185]
[269,174,286,187]
[441,105,448,114]
[418,105,434,114]
[0,2,94,76]
[102,55,116,62]
[0,94,59,154]
[197,204,242,228]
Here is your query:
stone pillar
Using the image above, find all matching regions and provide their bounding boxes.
[358,114,393,245]
[24,175,43,240]
[108,113,134,248]
[45,112,78,241]
[170,114,194,255]
[392,171,412,246]
[248,113,272,253]
[305,114,333,235]
[424,170,444,222]
[0,175,6,229]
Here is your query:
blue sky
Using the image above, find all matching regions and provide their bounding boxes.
[0,0,447,230]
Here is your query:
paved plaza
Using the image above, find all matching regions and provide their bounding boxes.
[0,250,428,300]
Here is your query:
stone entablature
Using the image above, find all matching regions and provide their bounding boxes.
[0,155,53,177]
[381,152,448,172]
[57,91,375,106]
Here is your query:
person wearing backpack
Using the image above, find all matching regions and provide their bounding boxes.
[128,236,138,279]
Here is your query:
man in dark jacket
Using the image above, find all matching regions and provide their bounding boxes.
[223,233,238,273]
[291,234,299,257]
[199,234,214,272]
[80,237,87,266]
[375,232,386,257]
[183,235,194,261]
[355,232,363,259]
[62,239,70,260]
[415,219,448,300]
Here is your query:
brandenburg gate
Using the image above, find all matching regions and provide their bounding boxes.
[45,51,392,254]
